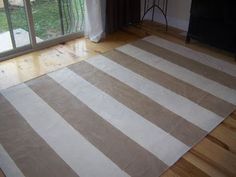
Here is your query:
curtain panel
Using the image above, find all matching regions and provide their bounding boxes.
[106,0,141,33]
[84,0,104,42]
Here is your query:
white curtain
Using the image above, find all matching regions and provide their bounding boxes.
[84,0,105,42]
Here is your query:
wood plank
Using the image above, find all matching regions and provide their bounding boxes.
[209,124,236,154]
[170,158,209,177]
[0,169,6,177]
[192,138,236,176]
[122,25,148,38]
[161,169,181,177]
[183,153,227,177]
[223,117,236,130]
[231,111,236,120]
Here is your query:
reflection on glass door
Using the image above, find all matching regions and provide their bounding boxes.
[58,0,84,34]
[9,0,31,47]
[0,0,12,53]
[31,0,62,41]
[32,0,84,42]
[0,0,84,60]
[0,0,30,52]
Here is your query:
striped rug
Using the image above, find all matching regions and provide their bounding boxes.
[0,35,236,177]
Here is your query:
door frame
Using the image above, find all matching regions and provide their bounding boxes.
[0,0,84,62]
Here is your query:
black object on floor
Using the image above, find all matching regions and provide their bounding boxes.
[186,0,236,59]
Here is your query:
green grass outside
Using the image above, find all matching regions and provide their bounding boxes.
[0,0,84,40]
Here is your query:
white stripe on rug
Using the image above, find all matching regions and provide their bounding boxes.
[143,36,236,77]
[1,84,129,177]
[117,44,236,105]
[0,144,25,177]
[49,68,189,166]
[86,55,223,132]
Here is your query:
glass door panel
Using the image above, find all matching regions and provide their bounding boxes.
[9,0,30,48]
[0,1,13,53]
[32,0,84,43]
[0,0,84,60]
[0,0,30,53]
[59,0,84,34]
[31,0,62,41]
[32,0,84,42]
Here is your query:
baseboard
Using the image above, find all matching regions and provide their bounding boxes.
[142,11,189,31]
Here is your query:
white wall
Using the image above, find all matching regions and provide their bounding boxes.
[141,0,192,31]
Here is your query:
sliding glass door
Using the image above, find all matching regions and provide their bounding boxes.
[0,0,30,53]
[0,0,84,60]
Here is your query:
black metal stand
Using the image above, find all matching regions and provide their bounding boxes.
[142,0,168,31]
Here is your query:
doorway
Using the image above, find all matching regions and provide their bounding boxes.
[0,0,84,61]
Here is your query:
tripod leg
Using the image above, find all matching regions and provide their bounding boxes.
[152,0,156,21]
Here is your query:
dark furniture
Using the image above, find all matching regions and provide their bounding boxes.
[186,0,236,57]
[106,0,141,33]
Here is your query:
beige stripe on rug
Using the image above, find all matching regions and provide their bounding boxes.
[103,50,235,117]
[28,75,168,177]
[0,94,81,177]
[0,35,235,177]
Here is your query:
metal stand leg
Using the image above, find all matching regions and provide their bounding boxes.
[142,0,168,31]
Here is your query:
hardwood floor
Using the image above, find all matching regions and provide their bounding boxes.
[0,31,138,90]
[0,169,5,177]
[0,21,235,177]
